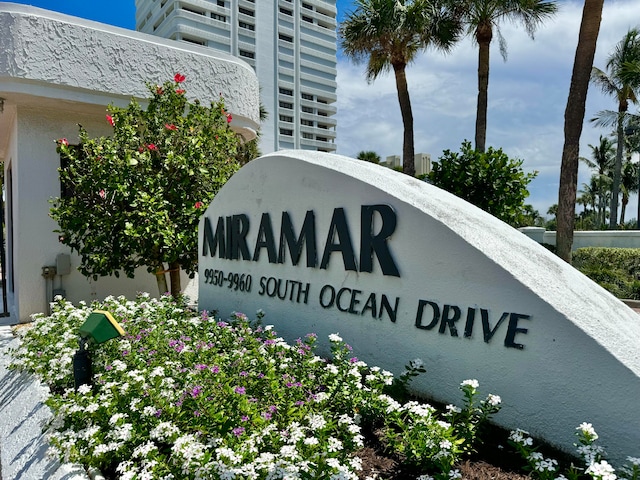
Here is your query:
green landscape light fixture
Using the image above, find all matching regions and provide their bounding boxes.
[73,310,125,389]
[79,310,125,345]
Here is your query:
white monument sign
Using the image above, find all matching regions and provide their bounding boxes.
[199,150,640,462]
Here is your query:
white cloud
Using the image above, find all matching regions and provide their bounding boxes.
[335,0,640,217]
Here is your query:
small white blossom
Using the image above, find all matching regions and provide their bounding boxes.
[461,379,479,389]
[577,422,599,439]
[328,333,343,343]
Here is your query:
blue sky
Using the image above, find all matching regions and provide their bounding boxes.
[7,0,640,219]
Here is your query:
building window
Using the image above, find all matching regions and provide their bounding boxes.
[301,119,314,126]
[280,128,293,136]
[278,33,293,43]
[279,115,293,122]
[279,7,293,15]
[279,87,293,96]
[279,101,293,109]
[302,3,313,9]
[302,106,314,113]
[239,7,254,16]
[301,93,314,100]
[239,21,254,30]
[302,15,313,23]
[217,0,225,5]
[212,13,227,22]
[302,132,313,139]
[317,136,328,142]
[239,50,255,59]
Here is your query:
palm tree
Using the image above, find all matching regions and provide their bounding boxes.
[460,0,557,153]
[556,0,604,263]
[356,150,382,163]
[591,27,640,229]
[340,0,461,176]
[619,158,638,225]
[579,135,615,228]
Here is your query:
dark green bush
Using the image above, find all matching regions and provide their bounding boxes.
[573,247,640,299]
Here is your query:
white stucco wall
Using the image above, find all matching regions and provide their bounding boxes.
[0,3,260,135]
[520,227,640,250]
[0,3,259,322]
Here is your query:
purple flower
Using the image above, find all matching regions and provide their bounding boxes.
[232,426,245,437]
[235,386,246,395]
[155,409,162,417]
[349,357,359,363]
[241,415,249,422]
[211,365,220,374]
[191,386,203,398]
[295,400,305,406]
[194,411,201,417]
[240,371,248,377]
[195,364,208,371]
[262,412,272,420]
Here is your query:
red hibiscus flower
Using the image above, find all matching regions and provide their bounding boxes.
[59,138,69,146]
[106,114,115,127]
[147,143,158,151]
[99,189,106,199]
[175,89,185,95]
[194,201,204,209]
[174,73,186,83]
[226,112,232,123]
[165,123,177,131]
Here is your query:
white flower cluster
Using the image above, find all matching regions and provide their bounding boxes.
[585,460,617,480]
[528,451,558,473]
[509,428,534,446]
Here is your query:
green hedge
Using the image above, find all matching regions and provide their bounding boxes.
[573,247,640,300]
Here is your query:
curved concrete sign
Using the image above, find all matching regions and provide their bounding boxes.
[199,151,640,462]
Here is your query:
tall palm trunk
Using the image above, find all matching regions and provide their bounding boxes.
[557,0,604,262]
[394,63,415,176]
[621,191,628,225]
[475,23,492,153]
[609,107,627,228]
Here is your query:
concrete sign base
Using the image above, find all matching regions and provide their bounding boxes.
[199,151,640,462]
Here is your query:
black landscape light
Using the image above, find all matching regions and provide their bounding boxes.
[73,310,125,389]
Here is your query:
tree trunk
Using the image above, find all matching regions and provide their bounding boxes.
[621,194,628,225]
[393,63,415,177]
[475,25,492,153]
[609,109,626,228]
[169,261,181,297]
[557,0,604,263]
[155,264,168,296]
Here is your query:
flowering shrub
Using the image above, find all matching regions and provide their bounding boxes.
[509,423,640,480]
[11,294,502,480]
[51,74,241,296]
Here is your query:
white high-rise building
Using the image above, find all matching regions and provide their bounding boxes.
[135,0,338,154]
